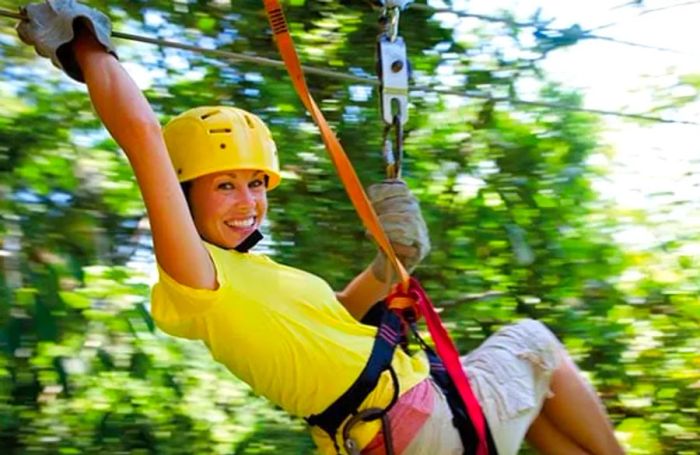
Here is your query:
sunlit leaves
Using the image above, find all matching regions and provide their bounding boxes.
[0,0,698,452]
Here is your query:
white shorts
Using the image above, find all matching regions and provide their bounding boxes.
[401,319,563,455]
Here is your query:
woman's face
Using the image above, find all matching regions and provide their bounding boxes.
[188,170,268,249]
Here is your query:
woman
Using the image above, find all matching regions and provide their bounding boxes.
[17,2,625,454]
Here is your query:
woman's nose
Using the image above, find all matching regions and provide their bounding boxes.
[234,187,256,207]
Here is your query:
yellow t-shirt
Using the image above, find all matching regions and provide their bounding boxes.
[151,242,429,453]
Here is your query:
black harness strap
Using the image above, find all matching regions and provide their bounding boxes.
[308,302,498,455]
[410,324,498,455]
[305,308,403,451]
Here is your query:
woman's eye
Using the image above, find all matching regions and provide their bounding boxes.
[249,179,264,188]
[218,182,234,190]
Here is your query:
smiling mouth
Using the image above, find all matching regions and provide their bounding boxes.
[225,217,256,229]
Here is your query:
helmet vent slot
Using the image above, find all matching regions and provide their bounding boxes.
[200,110,219,120]
[209,128,232,134]
[244,115,255,129]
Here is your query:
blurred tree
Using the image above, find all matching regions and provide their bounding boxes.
[0,0,697,453]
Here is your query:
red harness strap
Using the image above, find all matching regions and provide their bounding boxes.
[262,2,490,454]
[387,279,490,454]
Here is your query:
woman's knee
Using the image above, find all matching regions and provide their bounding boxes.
[504,319,563,372]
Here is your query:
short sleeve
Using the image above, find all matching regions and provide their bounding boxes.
[150,259,228,340]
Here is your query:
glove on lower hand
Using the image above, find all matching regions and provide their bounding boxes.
[16,0,117,82]
[367,180,430,281]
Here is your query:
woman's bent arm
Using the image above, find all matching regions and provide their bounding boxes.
[336,264,390,320]
[73,31,217,289]
[337,242,418,320]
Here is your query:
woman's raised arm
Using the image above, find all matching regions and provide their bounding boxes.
[70,29,216,289]
[17,1,215,287]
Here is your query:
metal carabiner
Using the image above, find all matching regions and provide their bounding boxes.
[382,114,404,179]
[375,0,413,11]
[342,408,396,455]
[376,0,409,179]
[340,366,400,455]
[382,5,401,42]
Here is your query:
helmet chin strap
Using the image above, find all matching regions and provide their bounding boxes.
[201,229,263,252]
[233,229,263,253]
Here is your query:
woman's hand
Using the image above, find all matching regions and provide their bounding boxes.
[16,0,117,82]
[367,180,430,282]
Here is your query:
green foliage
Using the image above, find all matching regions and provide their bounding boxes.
[0,0,697,453]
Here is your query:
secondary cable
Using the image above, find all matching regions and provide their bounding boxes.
[408,3,689,55]
[0,8,696,125]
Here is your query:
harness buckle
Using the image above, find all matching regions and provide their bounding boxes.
[386,283,422,324]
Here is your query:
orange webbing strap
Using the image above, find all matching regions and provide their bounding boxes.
[263,0,410,294]
[263,5,492,454]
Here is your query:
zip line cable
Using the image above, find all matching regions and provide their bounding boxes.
[0,5,690,58]
[636,0,700,16]
[585,35,687,55]
[408,3,538,28]
[0,8,369,84]
[594,0,700,31]
[0,8,696,125]
[409,2,688,55]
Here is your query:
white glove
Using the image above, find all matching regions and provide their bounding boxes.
[17,0,117,82]
[367,180,430,281]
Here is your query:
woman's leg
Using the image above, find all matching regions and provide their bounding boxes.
[526,413,589,455]
[461,319,625,455]
[536,351,625,455]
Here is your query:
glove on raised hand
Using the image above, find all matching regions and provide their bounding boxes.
[16,0,117,82]
[367,180,430,281]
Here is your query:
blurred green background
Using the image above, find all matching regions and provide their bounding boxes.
[0,0,698,453]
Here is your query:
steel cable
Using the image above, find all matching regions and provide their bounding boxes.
[0,7,696,125]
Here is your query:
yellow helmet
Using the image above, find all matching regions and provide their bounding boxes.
[163,106,281,189]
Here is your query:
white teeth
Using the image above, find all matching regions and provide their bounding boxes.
[226,217,255,228]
